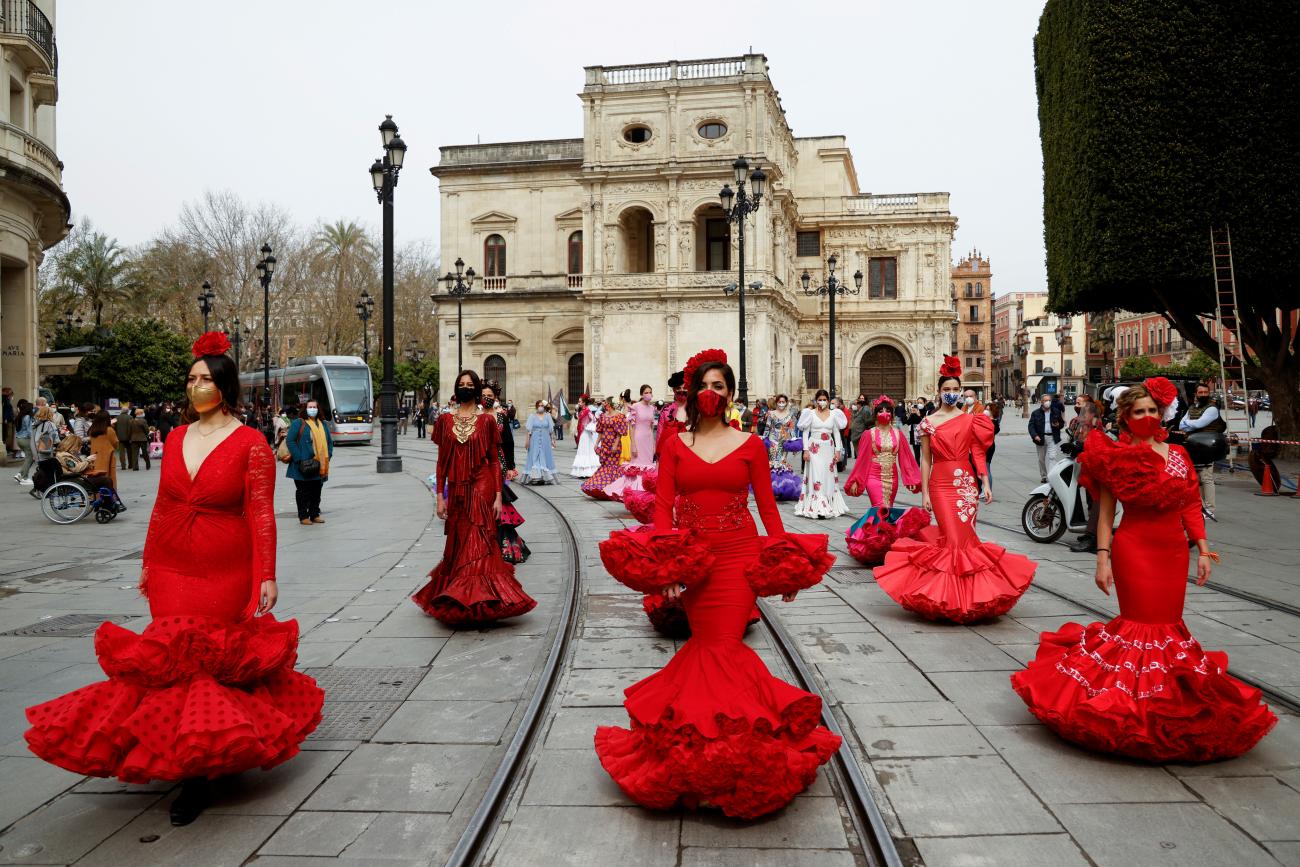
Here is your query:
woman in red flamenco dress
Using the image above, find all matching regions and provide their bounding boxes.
[1011,379,1276,761]
[580,397,628,499]
[873,359,1036,622]
[595,350,840,819]
[24,334,324,827]
[413,369,536,626]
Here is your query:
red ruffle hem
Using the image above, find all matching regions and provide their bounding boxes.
[594,639,841,819]
[24,615,323,784]
[873,535,1035,623]
[641,594,760,639]
[1010,616,1277,762]
[413,555,536,625]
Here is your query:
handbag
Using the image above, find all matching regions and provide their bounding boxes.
[294,421,321,476]
[147,431,164,459]
[275,433,292,463]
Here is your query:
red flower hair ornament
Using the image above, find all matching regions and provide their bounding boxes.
[872,394,893,408]
[683,348,728,390]
[939,355,962,379]
[1142,376,1181,423]
[192,331,232,359]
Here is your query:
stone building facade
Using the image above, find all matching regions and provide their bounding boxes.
[950,250,992,396]
[430,54,957,405]
[991,291,1047,405]
[1,0,67,402]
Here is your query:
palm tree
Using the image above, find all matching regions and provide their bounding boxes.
[55,231,136,327]
[312,221,377,354]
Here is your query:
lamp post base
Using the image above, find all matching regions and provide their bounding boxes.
[376,455,403,473]
[376,416,402,473]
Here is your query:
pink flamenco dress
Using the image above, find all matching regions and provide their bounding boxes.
[24,424,324,783]
[595,434,840,818]
[844,425,930,566]
[413,413,537,626]
[873,413,1035,622]
[581,411,629,500]
[1010,431,1277,761]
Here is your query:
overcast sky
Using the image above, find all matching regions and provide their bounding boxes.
[56,0,1049,291]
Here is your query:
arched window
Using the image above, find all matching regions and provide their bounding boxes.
[484,354,507,398]
[484,234,507,277]
[567,231,583,274]
[567,353,584,400]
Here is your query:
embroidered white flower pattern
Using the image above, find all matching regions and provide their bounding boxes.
[952,467,979,523]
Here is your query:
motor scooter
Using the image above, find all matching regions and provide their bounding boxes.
[1021,439,1090,544]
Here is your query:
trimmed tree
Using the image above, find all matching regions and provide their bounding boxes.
[74,319,192,404]
[1036,0,1300,437]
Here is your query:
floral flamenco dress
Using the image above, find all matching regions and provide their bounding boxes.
[1010,431,1277,761]
[873,413,1035,622]
[581,410,628,500]
[24,424,323,783]
[413,413,536,625]
[764,411,802,501]
[595,434,840,818]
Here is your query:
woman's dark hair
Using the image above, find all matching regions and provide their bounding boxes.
[873,399,895,420]
[182,354,241,422]
[482,378,501,398]
[455,369,483,398]
[620,388,632,404]
[814,389,830,402]
[774,393,789,405]
[685,360,735,432]
[937,372,962,390]
[89,410,112,438]
[15,400,31,423]
[639,383,652,396]
[667,371,685,390]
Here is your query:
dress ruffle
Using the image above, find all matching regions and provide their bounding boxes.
[874,535,1035,622]
[641,594,760,639]
[24,615,322,784]
[498,524,531,564]
[623,490,656,525]
[748,534,835,598]
[1010,617,1277,762]
[413,553,536,625]
[846,507,931,567]
[770,467,801,501]
[599,526,716,595]
[594,639,840,818]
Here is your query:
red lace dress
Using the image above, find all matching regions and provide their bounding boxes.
[1011,432,1277,761]
[413,413,536,625]
[873,412,1036,622]
[24,424,324,783]
[581,411,628,499]
[595,434,840,819]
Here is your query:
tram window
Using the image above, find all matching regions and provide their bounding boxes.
[326,366,372,415]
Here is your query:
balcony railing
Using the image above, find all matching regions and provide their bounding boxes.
[843,192,950,215]
[1,120,60,185]
[567,275,583,288]
[587,55,758,86]
[1,0,56,73]
[481,276,507,291]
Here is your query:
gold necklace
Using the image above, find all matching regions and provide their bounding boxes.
[451,411,477,444]
[195,417,234,438]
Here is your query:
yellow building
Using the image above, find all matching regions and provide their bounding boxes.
[1,0,68,401]
[950,250,993,396]
[430,54,957,404]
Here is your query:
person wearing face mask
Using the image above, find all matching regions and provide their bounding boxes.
[595,347,840,818]
[285,399,334,525]
[844,396,922,516]
[414,369,536,624]
[1178,382,1224,520]
[570,395,600,478]
[906,395,935,464]
[762,393,801,500]
[794,389,849,519]
[26,332,324,827]
[1012,376,1275,762]
[628,384,658,468]
[523,400,557,484]
[873,357,1036,623]
[581,395,630,499]
[1029,393,1063,483]
[656,372,689,459]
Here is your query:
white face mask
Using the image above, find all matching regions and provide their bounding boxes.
[964,396,975,406]
[817,399,828,408]
[777,402,787,409]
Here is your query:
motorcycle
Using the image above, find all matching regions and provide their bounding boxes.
[1021,439,1090,544]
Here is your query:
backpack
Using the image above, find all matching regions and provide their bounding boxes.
[34,421,58,458]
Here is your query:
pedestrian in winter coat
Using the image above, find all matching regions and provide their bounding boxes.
[1028,395,1063,482]
[129,408,151,470]
[114,406,133,470]
[286,399,334,525]
[87,410,121,494]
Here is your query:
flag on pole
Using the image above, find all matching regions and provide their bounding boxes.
[556,389,572,420]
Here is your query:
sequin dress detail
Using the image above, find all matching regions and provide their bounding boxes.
[24,424,324,783]
[1011,432,1276,761]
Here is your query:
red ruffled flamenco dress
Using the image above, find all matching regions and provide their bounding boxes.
[25,425,323,783]
[1011,431,1277,761]
[413,412,536,625]
[595,434,840,818]
[873,413,1036,622]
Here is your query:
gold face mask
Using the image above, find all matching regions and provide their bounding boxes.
[187,384,222,413]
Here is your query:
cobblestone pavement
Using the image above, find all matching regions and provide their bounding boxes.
[0,420,1296,866]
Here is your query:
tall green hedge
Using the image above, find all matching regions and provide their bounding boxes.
[1036,0,1299,314]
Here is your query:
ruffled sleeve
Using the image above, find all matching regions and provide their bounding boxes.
[598,525,715,594]
[748,534,835,597]
[969,414,994,476]
[843,430,873,497]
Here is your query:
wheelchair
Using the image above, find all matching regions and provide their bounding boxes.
[38,467,122,525]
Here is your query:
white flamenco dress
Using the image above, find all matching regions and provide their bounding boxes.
[794,408,849,519]
[570,410,601,478]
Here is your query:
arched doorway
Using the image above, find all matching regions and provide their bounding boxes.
[859,345,906,399]
[484,354,507,398]
[567,353,584,399]
[619,207,655,272]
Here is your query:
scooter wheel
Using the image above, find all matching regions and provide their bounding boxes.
[1022,493,1067,544]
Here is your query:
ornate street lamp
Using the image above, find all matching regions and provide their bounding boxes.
[227,317,243,369]
[198,281,215,332]
[355,289,374,362]
[370,114,407,473]
[441,257,476,373]
[55,309,83,335]
[1015,328,1031,417]
[718,157,765,404]
[255,244,276,435]
[801,253,863,398]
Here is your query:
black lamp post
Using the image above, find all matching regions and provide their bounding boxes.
[227,317,243,370]
[56,309,83,335]
[255,244,276,433]
[801,254,863,398]
[198,281,215,331]
[719,157,765,404]
[355,289,374,362]
[370,114,407,473]
[441,257,475,373]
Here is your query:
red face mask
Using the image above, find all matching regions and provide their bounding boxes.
[1126,414,1164,440]
[876,412,892,424]
[696,389,728,418]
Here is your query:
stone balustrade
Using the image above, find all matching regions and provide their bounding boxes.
[1,121,61,186]
[844,192,950,214]
[438,139,583,168]
[587,54,764,87]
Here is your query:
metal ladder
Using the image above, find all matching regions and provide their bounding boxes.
[1209,226,1252,468]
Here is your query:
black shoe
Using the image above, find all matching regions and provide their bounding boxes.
[1067,534,1097,553]
[170,777,210,826]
